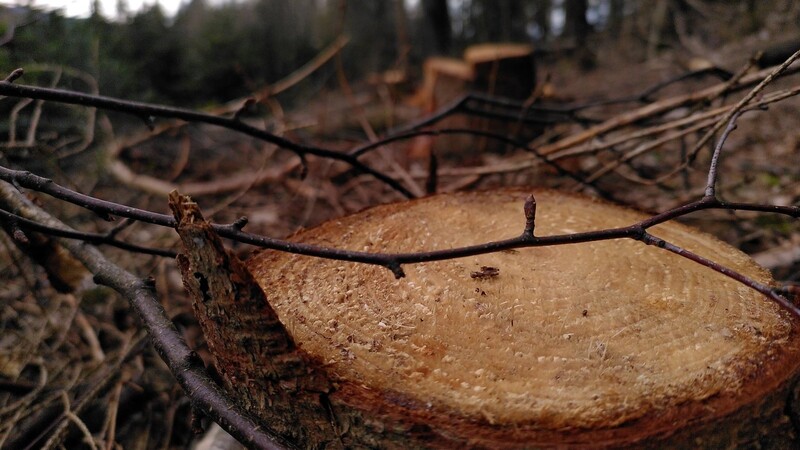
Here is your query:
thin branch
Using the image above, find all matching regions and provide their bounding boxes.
[114,35,348,154]
[0,57,798,327]
[537,63,800,157]
[55,392,99,450]
[639,232,799,316]
[561,66,734,113]
[4,68,23,83]
[0,207,175,257]
[704,111,742,197]
[346,127,610,197]
[25,68,62,147]
[0,73,414,198]
[334,50,425,197]
[348,92,581,158]
[583,116,718,183]
[265,35,350,98]
[0,180,289,450]
[686,48,800,165]
[591,86,800,186]
[2,164,797,319]
[444,68,737,122]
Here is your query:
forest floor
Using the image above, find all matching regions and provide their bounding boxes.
[1,33,799,449]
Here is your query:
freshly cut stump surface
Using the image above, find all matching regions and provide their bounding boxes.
[247,189,800,448]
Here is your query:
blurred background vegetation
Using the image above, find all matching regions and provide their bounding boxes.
[3,0,796,107]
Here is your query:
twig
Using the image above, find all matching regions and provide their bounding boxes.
[350,62,771,158]
[2,165,797,317]
[537,63,800,157]
[0,75,414,198]
[4,68,23,83]
[348,92,579,158]
[113,36,348,154]
[19,336,142,450]
[347,127,605,196]
[583,116,718,183]
[563,83,800,186]
[704,111,742,197]
[0,180,289,450]
[334,47,424,197]
[25,68,62,147]
[103,381,122,450]
[541,84,800,165]
[638,231,798,316]
[51,392,98,450]
[7,95,33,146]
[0,207,175,257]
[74,311,105,362]
[607,86,800,186]
[686,48,800,165]
[0,362,47,419]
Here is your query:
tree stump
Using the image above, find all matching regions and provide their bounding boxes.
[406,43,537,162]
[173,189,800,449]
[463,43,536,99]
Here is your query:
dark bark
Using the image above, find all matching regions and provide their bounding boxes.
[533,0,551,41]
[565,0,594,69]
[422,0,451,54]
[608,0,625,37]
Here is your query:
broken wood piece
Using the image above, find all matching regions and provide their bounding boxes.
[168,191,332,445]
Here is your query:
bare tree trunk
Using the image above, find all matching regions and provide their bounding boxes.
[422,0,451,54]
[394,0,410,70]
[533,0,551,42]
[565,0,594,69]
[608,0,625,38]
[647,0,670,60]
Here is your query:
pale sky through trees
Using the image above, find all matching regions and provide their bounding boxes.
[7,0,424,19]
[7,0,188,19]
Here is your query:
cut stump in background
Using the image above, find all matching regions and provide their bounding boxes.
[174,189,800,448]
[406,43,538,162]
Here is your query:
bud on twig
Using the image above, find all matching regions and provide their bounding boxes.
[523,194,536,238]
[234,98,256,121]
[4,68,24,83]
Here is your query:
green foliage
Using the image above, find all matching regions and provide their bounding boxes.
[0,1,328,107]
[1,0,780,108]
